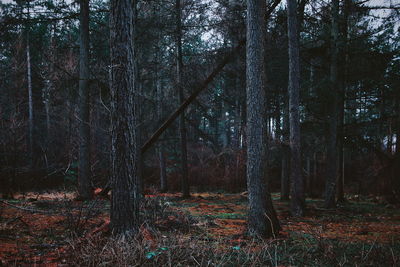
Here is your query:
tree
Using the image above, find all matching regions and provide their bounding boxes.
[26,0,34,166]
[175,0,190,198]
[281,98,290,200]
[77,0,92,200]
[109,0,140,235]
[325,0,339,208]
[287,0,304,216]
[246,0,280,237]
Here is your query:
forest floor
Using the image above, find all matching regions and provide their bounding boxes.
[1,191,400,266]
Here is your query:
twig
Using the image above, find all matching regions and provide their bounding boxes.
[0,200,55,214]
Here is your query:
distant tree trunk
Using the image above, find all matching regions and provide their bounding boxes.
[287,0,304,216]
[156,56,167,193]
[336,0,350,203]
[246,0,280,238]
[176,0,190,198]
[393,99,400,197]
[312,151,318,196]
[26,1,34,167]
[325,0,339,208]
[281,98,290,200]
[109,0,140,235]
[78,0,92,200]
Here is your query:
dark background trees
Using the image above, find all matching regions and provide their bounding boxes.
[0,0,399,216]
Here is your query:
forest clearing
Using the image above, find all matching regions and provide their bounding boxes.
[1,191,400,265]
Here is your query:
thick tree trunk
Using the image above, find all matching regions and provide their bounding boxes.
[246,0,280,238]
[287,0,305,216]
[176,0,190,198]
[78,0,92,200]
[325,0,340,208]
[109,0,140,235]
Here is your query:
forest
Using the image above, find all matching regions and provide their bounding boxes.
[0,0,400,265]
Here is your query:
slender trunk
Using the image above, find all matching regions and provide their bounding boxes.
[27,31,33,166]
[312,151,317,197]
[325,0,339,208]
[78,0,92,200]
[156,53,167,192]
[281,99,290,200]
[110,0,140,235]
[176,0,190,198]
[337,0,349,203]
[287,0,304,216]
[393,99,400,196]
[306,156,311,194]
[246,0,280,238]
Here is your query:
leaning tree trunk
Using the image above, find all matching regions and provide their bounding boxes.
[325,0,340,208]
[78,0,92,200]
[176,0,190,198]
[287,0,305,216]
[109,0,140,235]
[246,0,280,238]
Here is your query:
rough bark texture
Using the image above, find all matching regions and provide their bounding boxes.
[176,0,190,198]
[325,0,339,208]
[78,0,92,200]
[246,0,280,238]
[110,0,140,235]
[287,0,304,216]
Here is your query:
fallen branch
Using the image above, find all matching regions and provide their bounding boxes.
[0,200,55,214]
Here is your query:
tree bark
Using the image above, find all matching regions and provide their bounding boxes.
[78,0,92,200]
[325,0,340,208]
[246,0,280,238]
[109,0,140,235]
[287,0,305,216]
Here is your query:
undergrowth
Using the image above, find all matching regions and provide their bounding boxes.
[66,196,400,266]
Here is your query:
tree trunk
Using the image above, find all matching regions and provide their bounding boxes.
[246,0,280,238]
[325,0,339,208]
[281,99,290,200]
[109,0,140,235]
[176,0,190,198]
[26,4,34,167]
[336,0,350,203]
[78,0,92,200]
[27,40,34,166]
[287,0,305,216]
[156,52,167,193]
